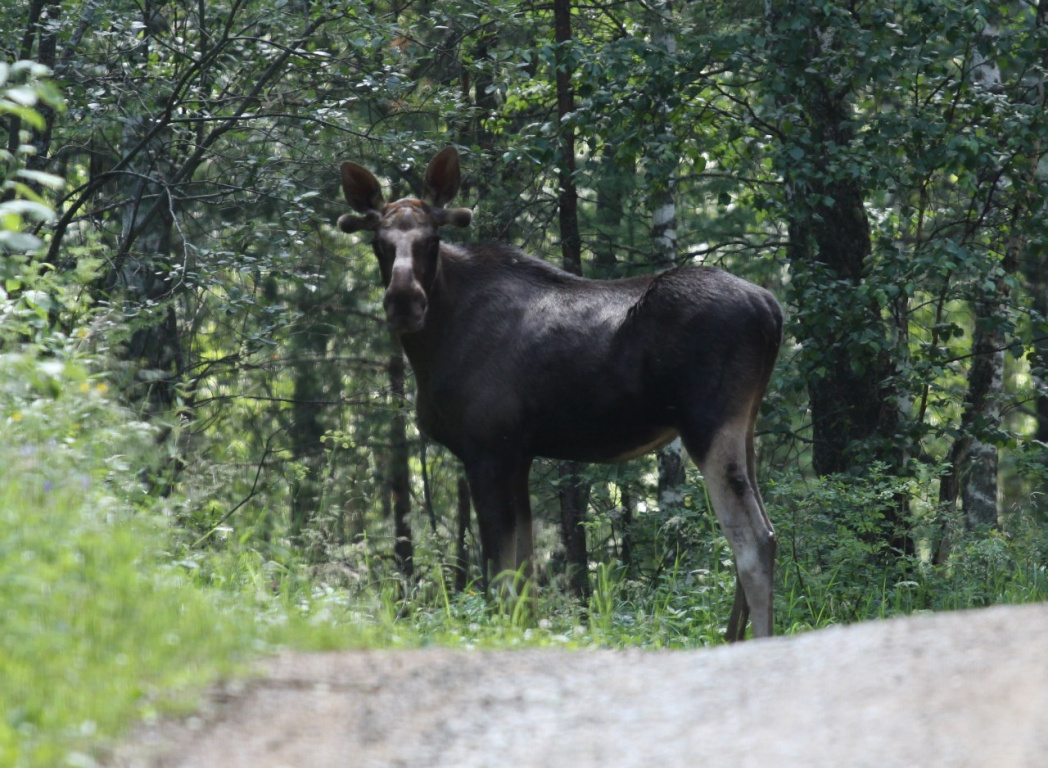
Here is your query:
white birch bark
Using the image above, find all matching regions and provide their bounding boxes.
[959,19,1008,529]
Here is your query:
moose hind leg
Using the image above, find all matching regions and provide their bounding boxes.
[687,419,776,639]
[725,571,750,643]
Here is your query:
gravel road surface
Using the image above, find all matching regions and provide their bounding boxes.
[107,602,1048,768]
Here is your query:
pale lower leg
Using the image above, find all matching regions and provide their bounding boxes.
[693,425,776,639]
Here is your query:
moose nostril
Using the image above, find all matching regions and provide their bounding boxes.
[385,291,424,311]
[383,288,427,331]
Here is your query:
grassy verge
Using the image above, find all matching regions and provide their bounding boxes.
[0,352,375,768]
[0,354,231,766]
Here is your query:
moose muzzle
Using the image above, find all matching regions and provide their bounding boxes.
[384,264,427,333]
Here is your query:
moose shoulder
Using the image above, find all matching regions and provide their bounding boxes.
[338,148,783,640]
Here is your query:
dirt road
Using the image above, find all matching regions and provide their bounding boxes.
[108,602,1048,767]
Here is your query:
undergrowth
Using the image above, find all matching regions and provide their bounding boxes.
[0,350,372,768]
[767,465,1048,633]
[3,346,1046,767]
[178,460,1048,655]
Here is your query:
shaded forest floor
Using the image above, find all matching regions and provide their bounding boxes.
[106,603,1047,767]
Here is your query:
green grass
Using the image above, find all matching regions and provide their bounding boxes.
[0,474,249,766]
[0,353,374,767]
[0,356,237,766]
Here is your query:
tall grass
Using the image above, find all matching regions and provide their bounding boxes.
[0,346,419,765]
[266,463,1048,649]
[0,352,265,767]
[768,466,1048,633]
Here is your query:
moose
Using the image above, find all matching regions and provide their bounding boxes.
[337,148,782,640]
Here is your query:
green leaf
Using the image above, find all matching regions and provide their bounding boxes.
[0,100,44,130]
[0,230,43,252]
[4,85,39,107]
[15,169,65,191]
[0,199,55,222]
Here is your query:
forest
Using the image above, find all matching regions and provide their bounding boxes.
[2,0,1048,761]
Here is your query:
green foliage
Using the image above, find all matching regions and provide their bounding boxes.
[768,466,1048,633]
[0,62,62,251]
[0,63,362,766]
[0,61,71,346]
[1,0,1047,755]
[0,349,263,767]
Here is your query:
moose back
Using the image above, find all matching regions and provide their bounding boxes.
[338,148,782,640]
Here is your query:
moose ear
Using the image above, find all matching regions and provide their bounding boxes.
[422,147,461,208]
[433,207,472,229]
[337,211,380,233]
[340,161,384,213]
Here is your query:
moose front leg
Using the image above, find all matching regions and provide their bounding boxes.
[464,454,535,589]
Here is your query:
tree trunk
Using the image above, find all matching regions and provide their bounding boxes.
[768,2,899,477]
[958,23,1008,530]
[941,20,1029,537]
[553,0,582,277]
[1027,253,1048,446]
[957,283,1009,531]
[768,0,911,555]
[1027,0,1048,487]
[114,114,180,415]
[646,1,688,520]
[619,478,635,573]
[657,438,687,508]
[100,4,182,417]
[593,144,627,276]
[1029,0,1048,446]
[552,0,590,597]
[557,460,591,598]
[937,238,1015,558]
[288,298,328,541]
[419,437,438,535]
[648,0,678,269]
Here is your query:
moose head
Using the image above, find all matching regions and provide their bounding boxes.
[337,148,473,334]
